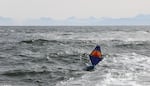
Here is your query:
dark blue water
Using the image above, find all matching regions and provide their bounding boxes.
[0,26,150,86]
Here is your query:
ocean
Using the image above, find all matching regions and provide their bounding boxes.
[0,26,150,86]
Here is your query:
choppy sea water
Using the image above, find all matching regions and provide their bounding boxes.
[0,26,150,86]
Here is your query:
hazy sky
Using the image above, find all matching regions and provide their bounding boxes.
[0,0,150,21]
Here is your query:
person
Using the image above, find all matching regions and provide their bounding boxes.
[84,45,103,71]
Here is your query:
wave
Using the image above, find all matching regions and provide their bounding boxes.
[115,41,150,49]
[2,69,50,77]
[19,38,96,46]
[19,39,70,44]
[19,39,71,46]
[20,39,49,44]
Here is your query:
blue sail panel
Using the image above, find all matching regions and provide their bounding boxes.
[90,55,103,65]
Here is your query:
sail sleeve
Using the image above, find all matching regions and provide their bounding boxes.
[89,45,103,66]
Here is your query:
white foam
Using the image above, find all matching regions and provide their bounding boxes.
[56,53,150,86]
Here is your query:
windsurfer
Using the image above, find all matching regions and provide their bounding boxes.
[84,45,103,71]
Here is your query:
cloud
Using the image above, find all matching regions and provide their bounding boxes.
[0,17,14,26]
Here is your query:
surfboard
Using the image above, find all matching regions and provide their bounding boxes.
[85,45,103,71]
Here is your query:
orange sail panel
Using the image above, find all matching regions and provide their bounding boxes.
[90,50,102,58]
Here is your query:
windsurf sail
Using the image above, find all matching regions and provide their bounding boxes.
[89,45,103,66]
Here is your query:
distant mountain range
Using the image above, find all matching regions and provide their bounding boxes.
[0,14,150,26]
[0,16,14,26]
